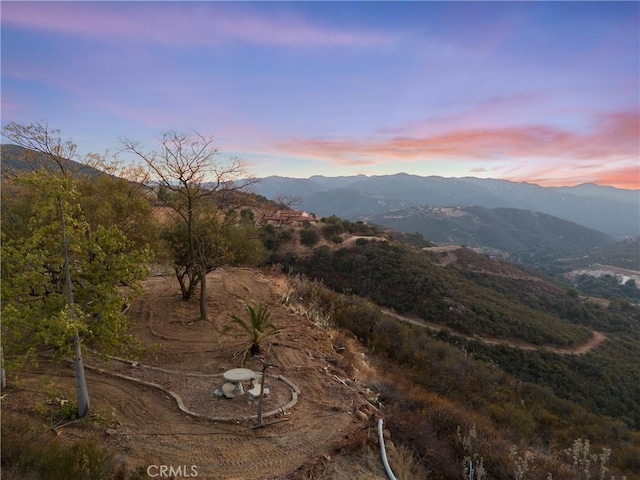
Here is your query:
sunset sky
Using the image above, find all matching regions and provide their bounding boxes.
[2,1,639,188]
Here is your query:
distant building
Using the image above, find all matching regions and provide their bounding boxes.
[265,209,318,227]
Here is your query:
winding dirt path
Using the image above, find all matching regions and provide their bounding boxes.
[381,308,607,355]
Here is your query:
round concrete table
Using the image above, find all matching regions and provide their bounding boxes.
[223,368,256,396]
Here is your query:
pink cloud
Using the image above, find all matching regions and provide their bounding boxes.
[271,111,639,188]
[278,112,637,163]
[1,3,395,49]
[503,163,639,189]
[590,166,640,189]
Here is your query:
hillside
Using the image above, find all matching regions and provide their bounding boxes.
[560,237,640,271]
[0,144,105,178]
[368,205,615,264]
[5,265,640,479]
[3,157,639,478]
[3,268,395,479]
[4,259,640,478]
[252,173,640,237]
[271,235,640,428]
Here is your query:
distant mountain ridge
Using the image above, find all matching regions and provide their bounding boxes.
[1,144,104,178]
[370,205,615,263]
[252,173,639,237]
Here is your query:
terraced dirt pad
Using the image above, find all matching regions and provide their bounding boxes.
[4,269,388,479]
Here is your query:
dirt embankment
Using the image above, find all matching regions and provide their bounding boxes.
[4,269,392,480]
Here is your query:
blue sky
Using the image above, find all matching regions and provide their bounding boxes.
[2,1,638,188]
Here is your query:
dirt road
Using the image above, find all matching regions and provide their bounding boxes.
[381,308,607,355]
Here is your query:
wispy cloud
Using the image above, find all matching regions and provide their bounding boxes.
[275,111,638,164]
[1,3,395,49]
[503,163,639,189]
[590,166,640,189]
[271,111,639,188]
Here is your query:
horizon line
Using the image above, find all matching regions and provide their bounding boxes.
[251,172,639,191]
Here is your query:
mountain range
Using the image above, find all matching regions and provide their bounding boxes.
[251,173,639,238]
[3,143,638,263]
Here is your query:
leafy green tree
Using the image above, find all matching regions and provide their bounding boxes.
[226,302,282,366]
[1,172,150,414]
[1,122,153,418]
[189,206,266,320]
[320,216,345,240]
[76,174,161,255]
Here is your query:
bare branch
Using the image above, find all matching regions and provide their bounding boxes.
[120,129,256,307]
[1,121,78,176]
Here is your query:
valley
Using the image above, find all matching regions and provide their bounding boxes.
[2,142,639,479]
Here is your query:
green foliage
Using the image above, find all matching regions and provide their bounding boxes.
[260,224,280,251]
[320,215,345,239]
[299,227,321,247]
[226,302,282,365]
[240,208,255,223]
[162,200,265,302]
[1,172,150,365]
[285,261,640,477]
[296,241,593,347]
[467,336,640,429]
[280,239,640,433]
[575,274,640,304]
[225,219,267,267]
[76,175,161,256]
[260,224,298,252]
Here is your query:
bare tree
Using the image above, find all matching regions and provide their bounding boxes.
[2,121,78,176]
[122,130,259,318]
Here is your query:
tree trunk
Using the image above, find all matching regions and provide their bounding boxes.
[176,266,199,300]
[175,266,189,299]
[1,346,6,390]
[73,332,90,417]
[60,199,90,418]
[199,266,207,320]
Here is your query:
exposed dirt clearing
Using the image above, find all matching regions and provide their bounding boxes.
[3,268,390,480]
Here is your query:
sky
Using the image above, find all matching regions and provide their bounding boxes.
[1,1,639,189]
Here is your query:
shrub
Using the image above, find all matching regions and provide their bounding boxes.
[321,222,344,239]
[226,302,282,365]
[1,416,138,480]
[299,227,320,247]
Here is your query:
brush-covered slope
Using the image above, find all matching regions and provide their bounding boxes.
[274,236,640,432]
[369,205,615,263]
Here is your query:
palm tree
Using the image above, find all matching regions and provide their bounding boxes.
[227,302,281,366]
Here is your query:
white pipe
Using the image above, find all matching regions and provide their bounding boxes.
[378,419,398,480]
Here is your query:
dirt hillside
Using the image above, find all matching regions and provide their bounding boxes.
[4,268,394,479]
